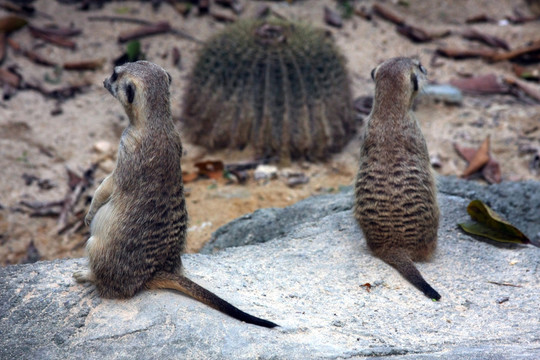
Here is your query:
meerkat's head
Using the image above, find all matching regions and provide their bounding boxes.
[104,61,172,127]
[370,57,427,111]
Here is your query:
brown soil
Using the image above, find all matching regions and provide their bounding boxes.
[1,0,539,265]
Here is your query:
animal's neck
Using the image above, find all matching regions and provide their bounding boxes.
[128,101,173,133]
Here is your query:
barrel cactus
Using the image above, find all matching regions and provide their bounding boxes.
[181,19,354,162]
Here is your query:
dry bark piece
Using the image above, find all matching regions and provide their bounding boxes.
[465,14,496,24]
[215,0,244,14]
[63,59,105,71]
[354,6,372,20]
[198,0,210,14]
[0,32,5,63]
[172,47,181,67]
[0,67,21,87]
[462,28,509,50]
[210,10,237,23]
[324,6,343,28]
[372,2,405,25]
[170,2,192,16]
[255,4,270,19]
[449,74,508,94]
[436,46,498,60]
[118,21,172,43]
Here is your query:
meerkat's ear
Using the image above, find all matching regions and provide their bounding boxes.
[125,82,135,103]
[166,72,172,85]
[370,67,376,81]
[411,73,419,92]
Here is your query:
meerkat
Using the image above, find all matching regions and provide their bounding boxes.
[73,61,278,328]
[354,57,441,301]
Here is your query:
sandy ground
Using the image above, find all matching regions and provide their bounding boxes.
[1,0,539,265]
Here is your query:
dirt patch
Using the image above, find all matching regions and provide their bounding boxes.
[1,0,539,265]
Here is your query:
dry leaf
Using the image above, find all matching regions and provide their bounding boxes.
[461,136,491,177]
[360,283,372,292]
[324,6,343,28]
[195,160,224,180]
[482,159,502,184]
[459,200,531,245]
[182,171,199,183]
[0,15,27,33]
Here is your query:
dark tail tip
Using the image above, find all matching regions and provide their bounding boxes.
[380,251,441,301]
[421,283,441,301]
[241,313,279,328]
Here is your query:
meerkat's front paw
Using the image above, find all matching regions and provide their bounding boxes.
[84,213,94,227]
[73,270,92,284]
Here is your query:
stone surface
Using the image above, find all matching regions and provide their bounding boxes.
[202,176,540,253]
[1,177,539,359]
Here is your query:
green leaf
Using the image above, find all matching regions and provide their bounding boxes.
[459,200,530,244]
[126,40,141,62]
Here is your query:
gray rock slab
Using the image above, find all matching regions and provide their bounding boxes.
[202,176,540,253]
[1,177,539,359]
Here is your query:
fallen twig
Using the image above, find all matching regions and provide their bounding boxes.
[490,40,540,62]
[28,25,77,49]
[7,38,56,66]
[372,3,405,25]
[63,59,105,71]
[88,15,201,43]
[436,46,498,60]
[118,21,171,43]
[462,28,509,50]
[487,281,522,288]
[503,75,540,103]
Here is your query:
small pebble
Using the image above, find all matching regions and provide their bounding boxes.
[496,296,509,304]
[254,165,278,180]
[93,140,113,155]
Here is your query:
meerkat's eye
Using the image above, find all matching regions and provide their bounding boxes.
[370,68,376,81]
[411,73,419,91]
[166,72,172,85]
[111,70,118,82]
[125,83,135,103]
[418,64,427,75]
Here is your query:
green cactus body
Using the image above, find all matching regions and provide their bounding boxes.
[182,19,354,162]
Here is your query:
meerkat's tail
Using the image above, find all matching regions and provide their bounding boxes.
[379,250,441,301]
[146,273,279,328]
